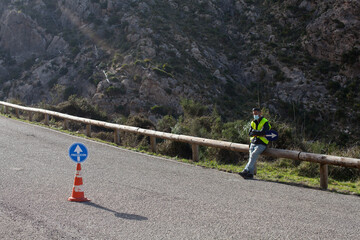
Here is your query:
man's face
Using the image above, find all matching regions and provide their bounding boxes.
[253,110,261,116]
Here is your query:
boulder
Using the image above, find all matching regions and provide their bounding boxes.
[302,1,360,64]
[0,10,48,62]
[47,36,69,56]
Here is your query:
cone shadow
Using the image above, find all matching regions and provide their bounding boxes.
[81,202,148,221]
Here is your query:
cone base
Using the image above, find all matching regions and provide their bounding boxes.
[68,197,90,202]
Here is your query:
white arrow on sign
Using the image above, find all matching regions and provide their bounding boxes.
[266,132,277,139]
[74,145,83,162]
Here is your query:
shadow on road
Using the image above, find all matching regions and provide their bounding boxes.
[80,202,148,221]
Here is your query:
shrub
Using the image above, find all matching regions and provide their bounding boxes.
[150,105,167,115]
[93,131,114,142]
[297,161,319,178]
[114,105,129,116]
[157,115,177,132]
[157,140,192,159]
[221,120,249,143]
[120,115,155,148]
[152,67,173,78]
[180,99,208,118]
[22,57,35,70]
[213,148,244,165]
[270,122,296,150]
[274,70,286,82]
[59,67,68,76]
[63,87,78,100]
[329,166,359,182]
[105,86,126,96]
[67,121,83,132]
[48,77,58,88]
[326,80,341,94]
[126,115,155,129]
[54,96,107,121]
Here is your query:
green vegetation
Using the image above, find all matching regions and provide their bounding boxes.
[105,85,126,96]
[152,66,174,78]
[51,95,107,121]
[1,99,359,196]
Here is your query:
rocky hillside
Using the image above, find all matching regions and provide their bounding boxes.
[0,0,359,140]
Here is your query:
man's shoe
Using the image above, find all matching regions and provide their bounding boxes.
[239,171,247,177]
[245,173,254,179]
[239,171,254,179]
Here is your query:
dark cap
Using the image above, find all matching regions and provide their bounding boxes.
[252,107,261,111]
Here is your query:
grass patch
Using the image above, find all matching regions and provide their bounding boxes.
[256,161,360,195]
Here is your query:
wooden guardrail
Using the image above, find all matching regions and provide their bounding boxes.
[1,101,359,190]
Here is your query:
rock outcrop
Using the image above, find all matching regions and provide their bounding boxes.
[0,10,48,62]
[0,0,358,132]
[303,1,359,60]
[303,0,360,77]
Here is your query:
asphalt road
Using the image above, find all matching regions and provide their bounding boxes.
[0,115,359,239]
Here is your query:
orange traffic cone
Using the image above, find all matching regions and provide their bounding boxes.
[68,163,90,202]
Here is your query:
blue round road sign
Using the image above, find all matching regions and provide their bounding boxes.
[69,143,88,163]
[265,130,279,141]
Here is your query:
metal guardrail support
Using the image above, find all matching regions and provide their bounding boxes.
[1,101,359,190]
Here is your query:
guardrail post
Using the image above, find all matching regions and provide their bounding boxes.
[15,109,19,118]
[86,124,91,137]
[150,136,156,153]
[29,112,33,121]
[44,113,49,125]
[192,144,199,162]
[63,119,69,130]
[5,106,9,114]
[114,129,120,145]
[320,164,328,190]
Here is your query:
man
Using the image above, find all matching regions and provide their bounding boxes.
[239,108,271,179]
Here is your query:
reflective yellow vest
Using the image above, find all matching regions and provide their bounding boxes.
[250,117,271,144]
